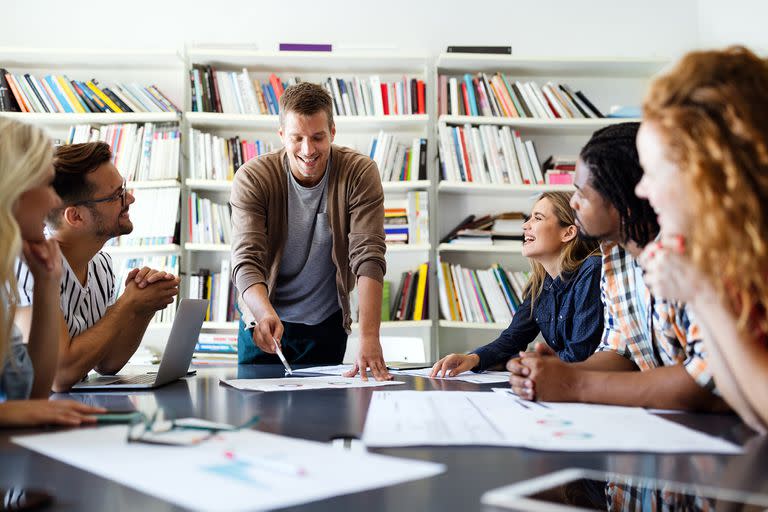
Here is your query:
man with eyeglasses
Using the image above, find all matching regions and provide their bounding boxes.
[14,142,180,391]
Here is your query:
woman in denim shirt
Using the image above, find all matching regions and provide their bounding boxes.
[432,192,603,376]
[0,118,103,426]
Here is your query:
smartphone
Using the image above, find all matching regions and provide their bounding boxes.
[0,488,53,511]
[482,468,768,511]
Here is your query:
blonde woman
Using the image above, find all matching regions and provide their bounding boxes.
[636,46,768,432]
[431,192,602,377]
[0,118,103,426]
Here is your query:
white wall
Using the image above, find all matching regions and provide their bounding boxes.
[3,0,699,58]
[697,0,768,53]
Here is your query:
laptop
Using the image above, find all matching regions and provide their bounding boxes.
[72,299,208,391]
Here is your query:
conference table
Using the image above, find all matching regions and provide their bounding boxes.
[1,364,766,511]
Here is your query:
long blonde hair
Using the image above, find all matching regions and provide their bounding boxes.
[643,46,768,341]
[524,192,600,311]
[0,118,53,365]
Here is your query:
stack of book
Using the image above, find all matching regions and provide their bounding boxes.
[437,261,530,324]
[0,69,178,113]
[188,260,239,323]
[112,254,180,324]
[390,263,430,321]
[67,123,180,182]
[438,73,603,119]
[542,155,577,185]
[383,191,429,246]
[439,123,544,184]
[188,193,232,245]
[193,332,238,364]
[442,213,525,246]
[368,131,427,182]
[189,129,275,181]
[189,67,426,116]
[107,187,180,247]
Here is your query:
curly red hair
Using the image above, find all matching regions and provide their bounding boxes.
[643,46,768,341]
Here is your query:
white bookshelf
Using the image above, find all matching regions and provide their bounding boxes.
[128,180,181,189]
[184,243,231,253]
[433,53,667,356]
[102,244,181,255]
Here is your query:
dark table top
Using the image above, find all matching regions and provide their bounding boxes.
[1,364,766,511]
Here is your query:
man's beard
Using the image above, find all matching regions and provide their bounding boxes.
[91,208,133,238]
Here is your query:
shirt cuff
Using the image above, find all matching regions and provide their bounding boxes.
[356,260,385,283]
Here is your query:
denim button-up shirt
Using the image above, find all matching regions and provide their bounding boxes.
[472,255,603,371]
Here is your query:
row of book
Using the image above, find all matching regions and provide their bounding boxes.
[67,123,181,182]
[188,260,240,323]
[112,255,180,324]
[439,123,545,184]
[384,192,429,245]
[368,132,427,182]
[189,66,426,117]
[194,332,238,362]
[0,69,178,113]
[188,193,232,245]
[437,261,530,324]
[387,263,430,321]
[438,74,604,119]
[106,188,180,247]
[441,212,525,246]
[188,130,275,181]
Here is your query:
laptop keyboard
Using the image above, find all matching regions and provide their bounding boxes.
[110,374,157,385]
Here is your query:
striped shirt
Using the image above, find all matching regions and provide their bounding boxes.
[16,251,117,338]
[596,242,715,391]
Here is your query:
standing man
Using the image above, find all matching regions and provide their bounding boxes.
[230,82,391,381]
[15,142,180,391]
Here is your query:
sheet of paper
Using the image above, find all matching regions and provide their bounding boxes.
[221,376,405,392]
[362,390,742,454]
[292,364,355,375]
[13,426,444,512]
[393,368,511,384]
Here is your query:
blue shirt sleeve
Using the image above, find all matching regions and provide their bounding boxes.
[558,257,604,363]
[471,295,541,372]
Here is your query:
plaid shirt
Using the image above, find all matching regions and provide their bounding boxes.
[597,242,715,391]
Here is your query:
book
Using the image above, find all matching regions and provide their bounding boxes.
[447,46,512,54]
[279,43,332,52]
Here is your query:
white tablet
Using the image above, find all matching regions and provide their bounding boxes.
[481,468,768,511]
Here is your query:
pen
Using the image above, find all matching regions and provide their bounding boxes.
[274,337,293,375]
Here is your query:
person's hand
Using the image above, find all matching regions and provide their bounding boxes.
[119,276,180,317]
[250,312,284,354]
[345,338,391,381]
[430,353,480,378]
[507,343,558,400]
[125,267,177,289]
[21,239,62,286]
[638,236,702,303]
[513,353,581,402]
[0,399,106,427]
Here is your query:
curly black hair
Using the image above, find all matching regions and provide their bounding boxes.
[579,122,659,247]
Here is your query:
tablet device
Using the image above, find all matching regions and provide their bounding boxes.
[481,468,768,511]
[387,362,433,370]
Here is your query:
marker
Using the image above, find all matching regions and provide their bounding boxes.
[274,337,293,375]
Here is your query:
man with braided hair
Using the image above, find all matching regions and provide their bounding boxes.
[507,122,729,412]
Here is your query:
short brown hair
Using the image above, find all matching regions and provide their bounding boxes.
[47,142,112,226]
[279,82,334,129]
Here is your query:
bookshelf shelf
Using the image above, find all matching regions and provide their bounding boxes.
[386,243,431,253]
[436,54,669,77]
[0,112,180,125]
[127,180,180,189]
[185,243,231,253]
[200,320,434,333]
[0,47,182,69]
[438,320,508,330]
[185,179,432,193]
[438,242,523,253]
[185,112,428,130]
[439,115,640,135]
[103,244,181,255]
[438,182,574,196]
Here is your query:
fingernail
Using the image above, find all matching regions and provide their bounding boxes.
[525,380,532,388]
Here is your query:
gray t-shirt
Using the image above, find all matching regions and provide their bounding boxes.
[273,156,340,325]
[0,323,34,401]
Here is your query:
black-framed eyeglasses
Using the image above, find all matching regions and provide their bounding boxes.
[74,178,127,208]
